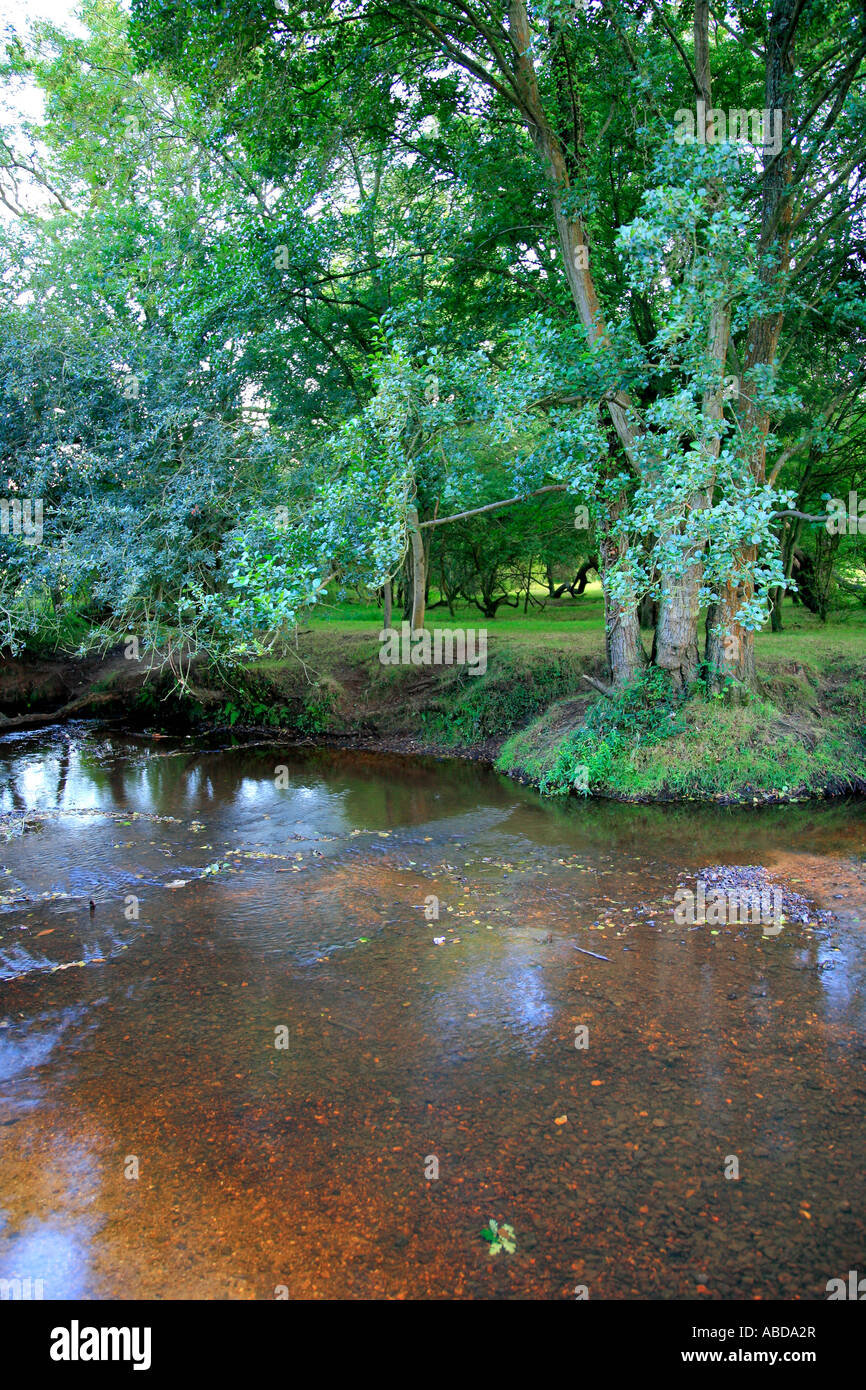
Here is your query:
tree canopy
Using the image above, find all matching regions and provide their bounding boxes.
[1,0,864,695]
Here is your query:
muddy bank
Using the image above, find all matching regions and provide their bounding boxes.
[2,637,865,807]
[0,648,207,731]
[0,652,93,721]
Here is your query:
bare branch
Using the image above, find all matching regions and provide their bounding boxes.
[418,484,569,528]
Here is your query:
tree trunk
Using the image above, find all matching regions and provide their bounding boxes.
[508,1,643,688]
[813,528,840,621]
[705,572,757,699]
[573,557,598,595]
[707,0,799,696]
[600,491,645,687]
[652,563,703,688]
[399,564,411,621]
[382,579,392,631]
[652,34,731,688]
[606,593,646,689]
[407,505,426,630]
[653,289,728,689]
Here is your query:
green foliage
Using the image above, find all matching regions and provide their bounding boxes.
[479,1219,516,1256]
[1,0,864,736]
[215,670,341,734]
[295,681,341,735]
[520,668,686,795]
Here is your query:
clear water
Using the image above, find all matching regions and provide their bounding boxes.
[1,725,864,1299]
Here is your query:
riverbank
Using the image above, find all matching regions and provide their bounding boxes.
[2,604,865,803]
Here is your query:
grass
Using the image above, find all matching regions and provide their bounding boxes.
[307,582,608,633]
[498,684,866,802]
[494,603,866,801]
[190,592,866,803]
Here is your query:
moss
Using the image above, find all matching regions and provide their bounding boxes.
[498,677,866,802]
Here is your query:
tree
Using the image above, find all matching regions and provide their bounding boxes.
[4,0,864,704]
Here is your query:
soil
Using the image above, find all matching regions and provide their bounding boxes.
[0,648,190,730]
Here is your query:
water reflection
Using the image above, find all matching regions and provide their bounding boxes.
[0,1218,93,1300]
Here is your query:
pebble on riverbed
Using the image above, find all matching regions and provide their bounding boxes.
[680,864,835,927]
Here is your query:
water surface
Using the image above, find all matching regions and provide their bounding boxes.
[1,725,865,1299]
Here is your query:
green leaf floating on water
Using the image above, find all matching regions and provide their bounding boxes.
[481,1219,516,1256]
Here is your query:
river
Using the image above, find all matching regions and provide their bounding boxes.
[1,724,864,1299]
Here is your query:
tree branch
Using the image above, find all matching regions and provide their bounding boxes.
[418,484,569,528]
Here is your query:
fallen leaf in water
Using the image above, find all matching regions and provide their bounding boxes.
[166,880,188,888]
[35,929,54,937]
[554,1115,568,1125]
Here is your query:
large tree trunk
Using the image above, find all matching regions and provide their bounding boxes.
[508,1,643,688]
[600,489,646,687]
[606,596,646,688]
[705,577,757,698]
[652,564,703,686]
[654,4,730,691]
[707,0,798,695]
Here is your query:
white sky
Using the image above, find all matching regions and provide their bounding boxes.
[1,0,90,125]
[0,0,89,36]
